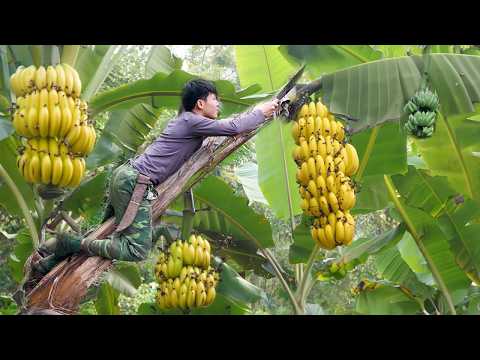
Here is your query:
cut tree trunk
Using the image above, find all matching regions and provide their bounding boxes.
[22,113,277,315]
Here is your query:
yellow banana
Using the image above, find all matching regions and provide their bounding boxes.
[317,137,327,159]
[38,106,49,138]
[10,72,20,96]
[34,66,47,90]
[328,212,337,229]
[39,88,49,108]
[329,118,338,139]
[324,224,336,249]
[68,157,84,187]
[345,144,359,176]
[29,90,40,111]
[343,221,354,245]
[308,135,317,157]
[16,96,26,110]
[335,221,345,245]
[65,124,81,146]
[72,68,82,97]
[27,107,40,137]
[309,197,320,217]
[300,198,309,212]
[314,116,323,137]
[310,226,319,243]
[48,88,59,112]
[319,195,330,215]
[187,290,196,308]
[316,101,326,118]
[21,65,36,95]
[59,155,74,187]
[300,139,309,161]
[335,157,346,174]
[307,179,318,199]
[336,122,345,142]
[299,162,309,186]
[322,117,331,137]
[46,66,57,91]
[308,101,316,116]
[194,246,205,267]
[325,136,333,156]
[40,154,52,185]
[328,192,340,212]
[178,289,187,309]
[332,139,341,156]
[188,234,198,247]
[58,91,68,109]
[307,157,316,180]
[29,151,40,183]
[169,289,178,308]
[298,117,306,138]
[299,104,309,118]
[49,105,62,137]
[51,155,63,186]
[67,96,76,116]
[315,155,326,179]
[316,175,327,195]
[62,64,74,96]
[326,174,336,193]
[38,138,49,155]
[55,65,66,92]
[59,107,74,138]
[340,147,349,169]
[293,146,302,165]
[205,286,216,305]
[306,116,315,139]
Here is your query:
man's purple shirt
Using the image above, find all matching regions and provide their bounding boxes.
[132,109,265,185]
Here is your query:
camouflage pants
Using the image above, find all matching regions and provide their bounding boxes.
[36,162,154,273]
[83,162,154,261]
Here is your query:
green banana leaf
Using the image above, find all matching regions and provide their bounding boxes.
[100,103,164,156]
[374,245,435,301]
[0,117,13,141]
[393,165,480,284]
[374,45,422,58]
[0,136,35,217]
[7,227,33,283]
[95,282,120,315]
[354,175,391,214]
[233,161,269,205]
[351,119,408,178]
[0,45,11,98]
[145,45,182,78]
[289,215,314,264]
[279,45,382,78]
[85,132,123,169]
[234,45,301,221]
[339,223,406,265]
[62,171,109,219]
[74,45,127,101]
[7,45,34,67]
[89,69,264,118]
[397,232,435,286]
[319,54,480,133]
[103,262,142,298]
[355,285,422,315]
[137,293,249,315]
[190,175,273,275]
[414,111,480,203]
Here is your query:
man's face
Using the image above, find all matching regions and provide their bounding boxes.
[196,93,220,119]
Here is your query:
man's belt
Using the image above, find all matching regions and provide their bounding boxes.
[115,174,152,233]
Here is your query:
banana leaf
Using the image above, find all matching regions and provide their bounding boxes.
[145,45,182,77]
[355,285,422,315]
[234,45,301,221]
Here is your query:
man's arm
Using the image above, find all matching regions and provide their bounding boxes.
[189,109,266,137]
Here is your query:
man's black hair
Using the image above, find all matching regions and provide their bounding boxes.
[180,79,218,113]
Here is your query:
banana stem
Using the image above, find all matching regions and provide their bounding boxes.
[0,163,39,248]
[181,190,195,240]
[260,248,302,314]
[60,45,80,67]
[383,174,456,315]
[297,243,321,305]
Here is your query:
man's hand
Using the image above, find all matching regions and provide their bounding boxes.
[255,99,280,118]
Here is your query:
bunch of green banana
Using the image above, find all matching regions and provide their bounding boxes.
[154,234,220,310]
[403,87,439,139]
[17,138,85,187]
[292,100,359,250]
[9,64,95,192]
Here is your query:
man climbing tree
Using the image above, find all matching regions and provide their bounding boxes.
[25,79,280,288]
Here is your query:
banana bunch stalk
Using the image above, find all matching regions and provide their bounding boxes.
[155,234,220,310]
[10,64,96,190]
[292,100,360,250]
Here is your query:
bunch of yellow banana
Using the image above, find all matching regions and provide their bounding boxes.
[9,64,95,189]
[292,100,360,250]
[156,265,220,310]
[16,138,85,187]
[10,63,82,98]
[154,234,220,310]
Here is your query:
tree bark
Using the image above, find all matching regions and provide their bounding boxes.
[22,114,276,315]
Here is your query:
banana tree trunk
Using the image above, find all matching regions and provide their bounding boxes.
[22,115,277,315]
